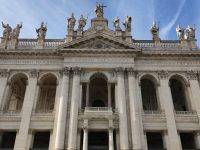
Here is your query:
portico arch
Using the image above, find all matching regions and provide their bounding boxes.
[89,73,108,107]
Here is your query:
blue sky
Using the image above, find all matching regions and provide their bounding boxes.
[0,0,199,45]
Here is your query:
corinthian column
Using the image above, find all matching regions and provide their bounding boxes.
[53,67,70,150]
[67,67,81,150]
[0,69,9,108]
[157,71,182,150]
[186,71,200,117]
[127,68,143,150]
[115,67,129,149]
[14,70,38,150]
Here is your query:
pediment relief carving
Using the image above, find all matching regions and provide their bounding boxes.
[58,33,135,50]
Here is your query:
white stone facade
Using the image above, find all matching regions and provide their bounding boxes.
[0,5,200,150]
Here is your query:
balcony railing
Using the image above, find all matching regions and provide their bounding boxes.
[143,110,164,115]
[0,110,21,115]
[175,110,197,115]
[34,109,54,114]
[85,107,112,112]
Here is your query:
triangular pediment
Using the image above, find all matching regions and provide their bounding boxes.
[57,32,136,49]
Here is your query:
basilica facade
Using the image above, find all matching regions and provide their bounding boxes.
[0,4,200,150]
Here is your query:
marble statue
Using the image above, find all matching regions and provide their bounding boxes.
[185,25,196,40]
[113,17,121,30]
[67,13,76,29]
[1,22,12,39]
[176,25,185,41]
[123,16,132,32]
[150,21,160,41]
[78,15,87,31]
[36,22,47,39]
[95,3,106,18]
[11,23,22,39]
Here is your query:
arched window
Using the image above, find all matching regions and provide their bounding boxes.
[141,77,159,111]
[5,73,28,111]
[169,77,189,111]
[36,74,57,112]
[89,73,108,107]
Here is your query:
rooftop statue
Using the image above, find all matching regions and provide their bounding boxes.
[176,25,185,41]
[185,25,196,40]
[123,16,132,32]
[78,15,87,31]
[113,17,121,31]
[36,22,47,39]
[150,21,160,41]
[1,22,12,40]
[11,23,22,39]
[95,3,106,18]
[67,13,76,29]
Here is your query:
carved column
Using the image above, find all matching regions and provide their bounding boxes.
[14,70,38,150]
[115,67,129,149]
[67,67,81,150]
[82,120,88,150]
[0,70,9,109]
[157,71,182,150]
[108,83,111,107]
[127,68,143,150]
[163,131,170,150]
[53,67,70,150]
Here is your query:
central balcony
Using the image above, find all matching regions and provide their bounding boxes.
[79,107,118,118]
[78,107,119,129]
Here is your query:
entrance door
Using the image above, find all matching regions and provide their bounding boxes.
[88,131,108,150]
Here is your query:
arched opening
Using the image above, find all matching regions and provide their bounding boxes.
[5,73,28,112]
[169,77,189,111]
[92,99,105,107]
[141,77,159,111]
[89,73,108,107]
[36,74,57,113]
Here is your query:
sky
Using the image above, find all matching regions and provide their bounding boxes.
[0,0,199,45]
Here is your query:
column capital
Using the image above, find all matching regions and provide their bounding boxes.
[61,67,70,76]
[0,69,9,78]
[114,67,125,76]
[157,70,169,79]
[187,70,198,80]
[126,67,137,76]
[72,67,81,75]
[29,69,38,78]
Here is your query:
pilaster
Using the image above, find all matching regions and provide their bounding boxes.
[114,67,129,149]
[14,69,38,150]
[53,67,70,150]
[127,68,143,150]
[157,70,182,150]
[67,67,81,150]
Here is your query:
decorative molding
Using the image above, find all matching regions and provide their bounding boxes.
[114,67,125,77]
[72,67,81,75]
[186,70,198,80]
[157,70,169,79]
[62,67,70,76]
[126,67,137,76]
[29,69,38,78]
[0,69,9,78]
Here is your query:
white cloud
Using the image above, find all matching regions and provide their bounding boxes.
[160,0,186,39]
